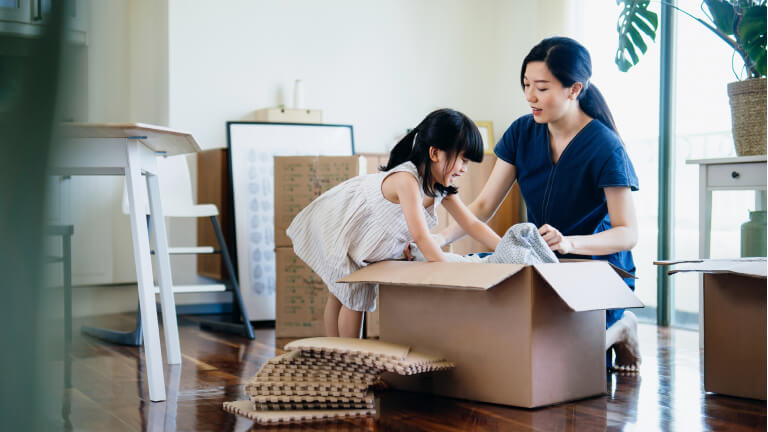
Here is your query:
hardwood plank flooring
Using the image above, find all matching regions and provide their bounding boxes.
[53,314,765,431]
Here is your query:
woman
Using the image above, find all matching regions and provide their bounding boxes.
[436,37,641,371]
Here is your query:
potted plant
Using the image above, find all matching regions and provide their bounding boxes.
[615,0,767,156]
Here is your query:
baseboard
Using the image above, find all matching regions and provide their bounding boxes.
[158,302,232,315]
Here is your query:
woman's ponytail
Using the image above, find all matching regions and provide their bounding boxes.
[578,83,619,136]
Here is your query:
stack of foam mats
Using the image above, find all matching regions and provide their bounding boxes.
[223,337,454,425]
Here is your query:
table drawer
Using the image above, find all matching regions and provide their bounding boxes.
[708,163,766,188]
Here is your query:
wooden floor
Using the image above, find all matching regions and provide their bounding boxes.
[57,313,766,431]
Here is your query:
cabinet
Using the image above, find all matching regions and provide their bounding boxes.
[0,0,87,44]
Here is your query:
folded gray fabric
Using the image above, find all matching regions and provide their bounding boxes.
[411,223,558,265]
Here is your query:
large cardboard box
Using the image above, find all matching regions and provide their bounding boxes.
[274,156,364,248]
[275,247,328,338]
[339,260,642,408]
[656,258,767,400]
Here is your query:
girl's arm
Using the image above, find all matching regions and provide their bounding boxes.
[538,187,638,255]
[441,194,501,251]
[385,172,446,262]
[436,158,518,246]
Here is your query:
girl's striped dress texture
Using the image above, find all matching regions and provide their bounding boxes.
[287,162,443,312]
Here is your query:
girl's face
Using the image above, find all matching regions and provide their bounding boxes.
[522,61,580,124]
[429,148,468,186]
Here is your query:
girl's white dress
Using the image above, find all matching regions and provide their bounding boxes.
[286,161,444,312]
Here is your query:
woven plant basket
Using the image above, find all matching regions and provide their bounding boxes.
[727,77,767,156]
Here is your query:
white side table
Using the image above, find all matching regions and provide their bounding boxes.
[686,155,766,345]
[687,155,767,259]
[51,123,201,402]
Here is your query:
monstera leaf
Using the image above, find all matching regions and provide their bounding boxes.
[616,0,766,78]
[703,0,736,35]
[615,0,659,72]
[738,4,767,76]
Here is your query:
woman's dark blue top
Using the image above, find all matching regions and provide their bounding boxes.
[494,114,639,294]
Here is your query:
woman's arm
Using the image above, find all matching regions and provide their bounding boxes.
[441,194,501,251]
[436,158,518,245]
[538,186,638,255]
[386,172,446,262]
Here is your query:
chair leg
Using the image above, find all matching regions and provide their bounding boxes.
[197,215,255,339]
[81,303,143,346]
[80,216,149,347]
[63,230,73,389]
[61,227,73,429]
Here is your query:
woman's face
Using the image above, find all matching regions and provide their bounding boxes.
[522,61,578,124]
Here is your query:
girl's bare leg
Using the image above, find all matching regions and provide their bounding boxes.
[324,294,342,337]
[338,306,363,338]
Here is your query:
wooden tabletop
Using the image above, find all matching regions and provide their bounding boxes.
[59,122,201,156]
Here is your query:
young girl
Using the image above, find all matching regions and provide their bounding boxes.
[287,108,502,338]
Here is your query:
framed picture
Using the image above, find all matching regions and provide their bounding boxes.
[227,122,354,320]
[475,121,495,154]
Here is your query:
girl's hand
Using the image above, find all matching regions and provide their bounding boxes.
[538,224,573,254]
[403,243,413,261]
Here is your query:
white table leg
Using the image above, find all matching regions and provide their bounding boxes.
[125,141,166,402]
[146,171,182,365]
[698,166,712,348]
[756,190,766,211]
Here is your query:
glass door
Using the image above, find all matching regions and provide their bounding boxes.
[580,1,662,324]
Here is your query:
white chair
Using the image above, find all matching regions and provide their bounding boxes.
[81,155,254,344]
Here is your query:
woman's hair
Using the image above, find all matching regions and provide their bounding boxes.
[381,108,484,197]
[521,37,620,136]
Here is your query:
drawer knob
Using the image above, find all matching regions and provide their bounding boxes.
[731,171,740,179]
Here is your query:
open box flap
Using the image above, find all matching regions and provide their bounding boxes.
[337,261,526,290]
[533,262,644,312]
[654,258,766,279]
[559,258,636,279]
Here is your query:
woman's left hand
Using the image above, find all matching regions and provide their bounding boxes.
[538,224,574,254]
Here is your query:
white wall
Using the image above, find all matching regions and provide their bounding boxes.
[75,0,573,315]
[167,0,551,151]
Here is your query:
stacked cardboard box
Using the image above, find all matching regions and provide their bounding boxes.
[223,337,454,425]
[273,156,365,338]
[355,153,390,338]
[655,258,766,400]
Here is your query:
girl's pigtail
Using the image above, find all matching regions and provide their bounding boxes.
[380,128,417,171]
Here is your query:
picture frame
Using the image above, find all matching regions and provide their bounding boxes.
[475,121,495,154]
[226,122,354,320]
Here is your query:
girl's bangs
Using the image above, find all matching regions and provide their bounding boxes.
[462,127,484,163]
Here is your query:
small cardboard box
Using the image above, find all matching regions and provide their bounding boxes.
[339,260,642,408]
[252,107,323,123]
[274,156,364,248]
[655,258,767,400]
[275,247,329,338]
